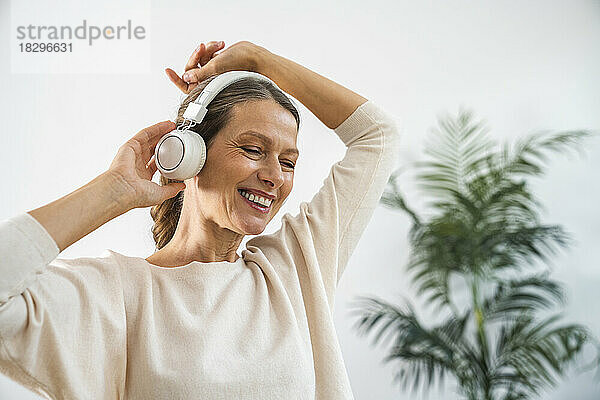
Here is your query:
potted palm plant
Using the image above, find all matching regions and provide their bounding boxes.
[350,108,600,400]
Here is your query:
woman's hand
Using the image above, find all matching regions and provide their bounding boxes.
[165,40,267,94]
[107,121,186,210]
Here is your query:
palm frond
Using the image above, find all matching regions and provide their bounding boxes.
[380,169,422,226]
[482,274,565,322]
[465,130,591,190]
[482,224,571,274]
[491,314,590,396]
[500,130,591,179]
[348,295,480,394]
[417,107,495,204]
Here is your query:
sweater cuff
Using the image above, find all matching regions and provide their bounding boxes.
[333,100,397,146]
[0,213,60,303]
[13,213,60,261]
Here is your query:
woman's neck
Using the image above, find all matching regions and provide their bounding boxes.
[146,215,244,267]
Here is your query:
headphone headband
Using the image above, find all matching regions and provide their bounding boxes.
[181,70,280,123]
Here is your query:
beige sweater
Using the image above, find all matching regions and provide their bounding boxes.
[0,100,401,400]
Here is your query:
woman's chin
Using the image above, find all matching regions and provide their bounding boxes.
[234,219,267,236]
[241,226,265,236]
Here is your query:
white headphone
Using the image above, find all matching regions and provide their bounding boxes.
[154,70,282,181]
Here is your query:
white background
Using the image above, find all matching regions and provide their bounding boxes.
[1,0,599,399]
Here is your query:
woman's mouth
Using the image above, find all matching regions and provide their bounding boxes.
[237,189,272,214]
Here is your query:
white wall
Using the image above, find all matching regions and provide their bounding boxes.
[1,0,599,398]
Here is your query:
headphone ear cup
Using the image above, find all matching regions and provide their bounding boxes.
[154,129,207,180]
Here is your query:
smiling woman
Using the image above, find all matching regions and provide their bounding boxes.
[0,40,401,400]
[147,74,301,259]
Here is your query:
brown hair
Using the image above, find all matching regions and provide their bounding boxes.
[149,74,301,250]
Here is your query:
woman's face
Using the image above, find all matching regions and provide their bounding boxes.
[190,99,299,235]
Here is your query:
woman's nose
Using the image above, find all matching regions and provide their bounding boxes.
[257,158,284,188]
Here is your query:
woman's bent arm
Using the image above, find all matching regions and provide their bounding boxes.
[172,41,368,130]
[27,172,131,253]
[26,120,185,254]
[253,46,368,129]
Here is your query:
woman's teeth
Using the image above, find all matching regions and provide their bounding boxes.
[237,189,273,207]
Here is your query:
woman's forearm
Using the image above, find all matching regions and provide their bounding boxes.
[27,172,132,253]
[253,46,368,130]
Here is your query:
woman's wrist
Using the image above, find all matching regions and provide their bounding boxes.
[27,172,132,253]
[251,44,275,76]
[101,170,140,212]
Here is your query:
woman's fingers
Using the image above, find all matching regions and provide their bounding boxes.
[135,120,175,143]
[200,41,224,65]
[109,121,186,209]
[132,120,176,159]
[165,68,190,93]
[133,122,174,178]
[166,41,226,93]
[185,44,203,71]
[182,68,202,85]
[182,63,217,85]
[157,181,186,204]
[184,41,224,71]
[144,155,158,178]
[145,154,157,169]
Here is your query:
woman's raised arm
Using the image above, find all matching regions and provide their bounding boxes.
[255,45,368,129]
[166,41,368,129]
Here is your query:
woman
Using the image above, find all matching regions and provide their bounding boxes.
[0,41,400,399]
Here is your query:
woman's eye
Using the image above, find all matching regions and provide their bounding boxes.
[242,147,294,169]
[242,147,261,154]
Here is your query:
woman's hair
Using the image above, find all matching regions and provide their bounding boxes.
[149,74,301,250]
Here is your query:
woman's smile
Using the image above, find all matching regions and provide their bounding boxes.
[237,189,272,214]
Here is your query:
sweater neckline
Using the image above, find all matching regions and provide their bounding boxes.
[144,257,244,270]
[107,250,245,270]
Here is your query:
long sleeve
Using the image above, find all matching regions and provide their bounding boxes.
[246,99,402,308]
[0,213,127,399]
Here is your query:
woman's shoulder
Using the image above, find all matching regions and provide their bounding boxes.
[49,249,119,269]
[41,250,154,303]
[43,250,124,282]
[242,215,304,269]
[46,249,150,283]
